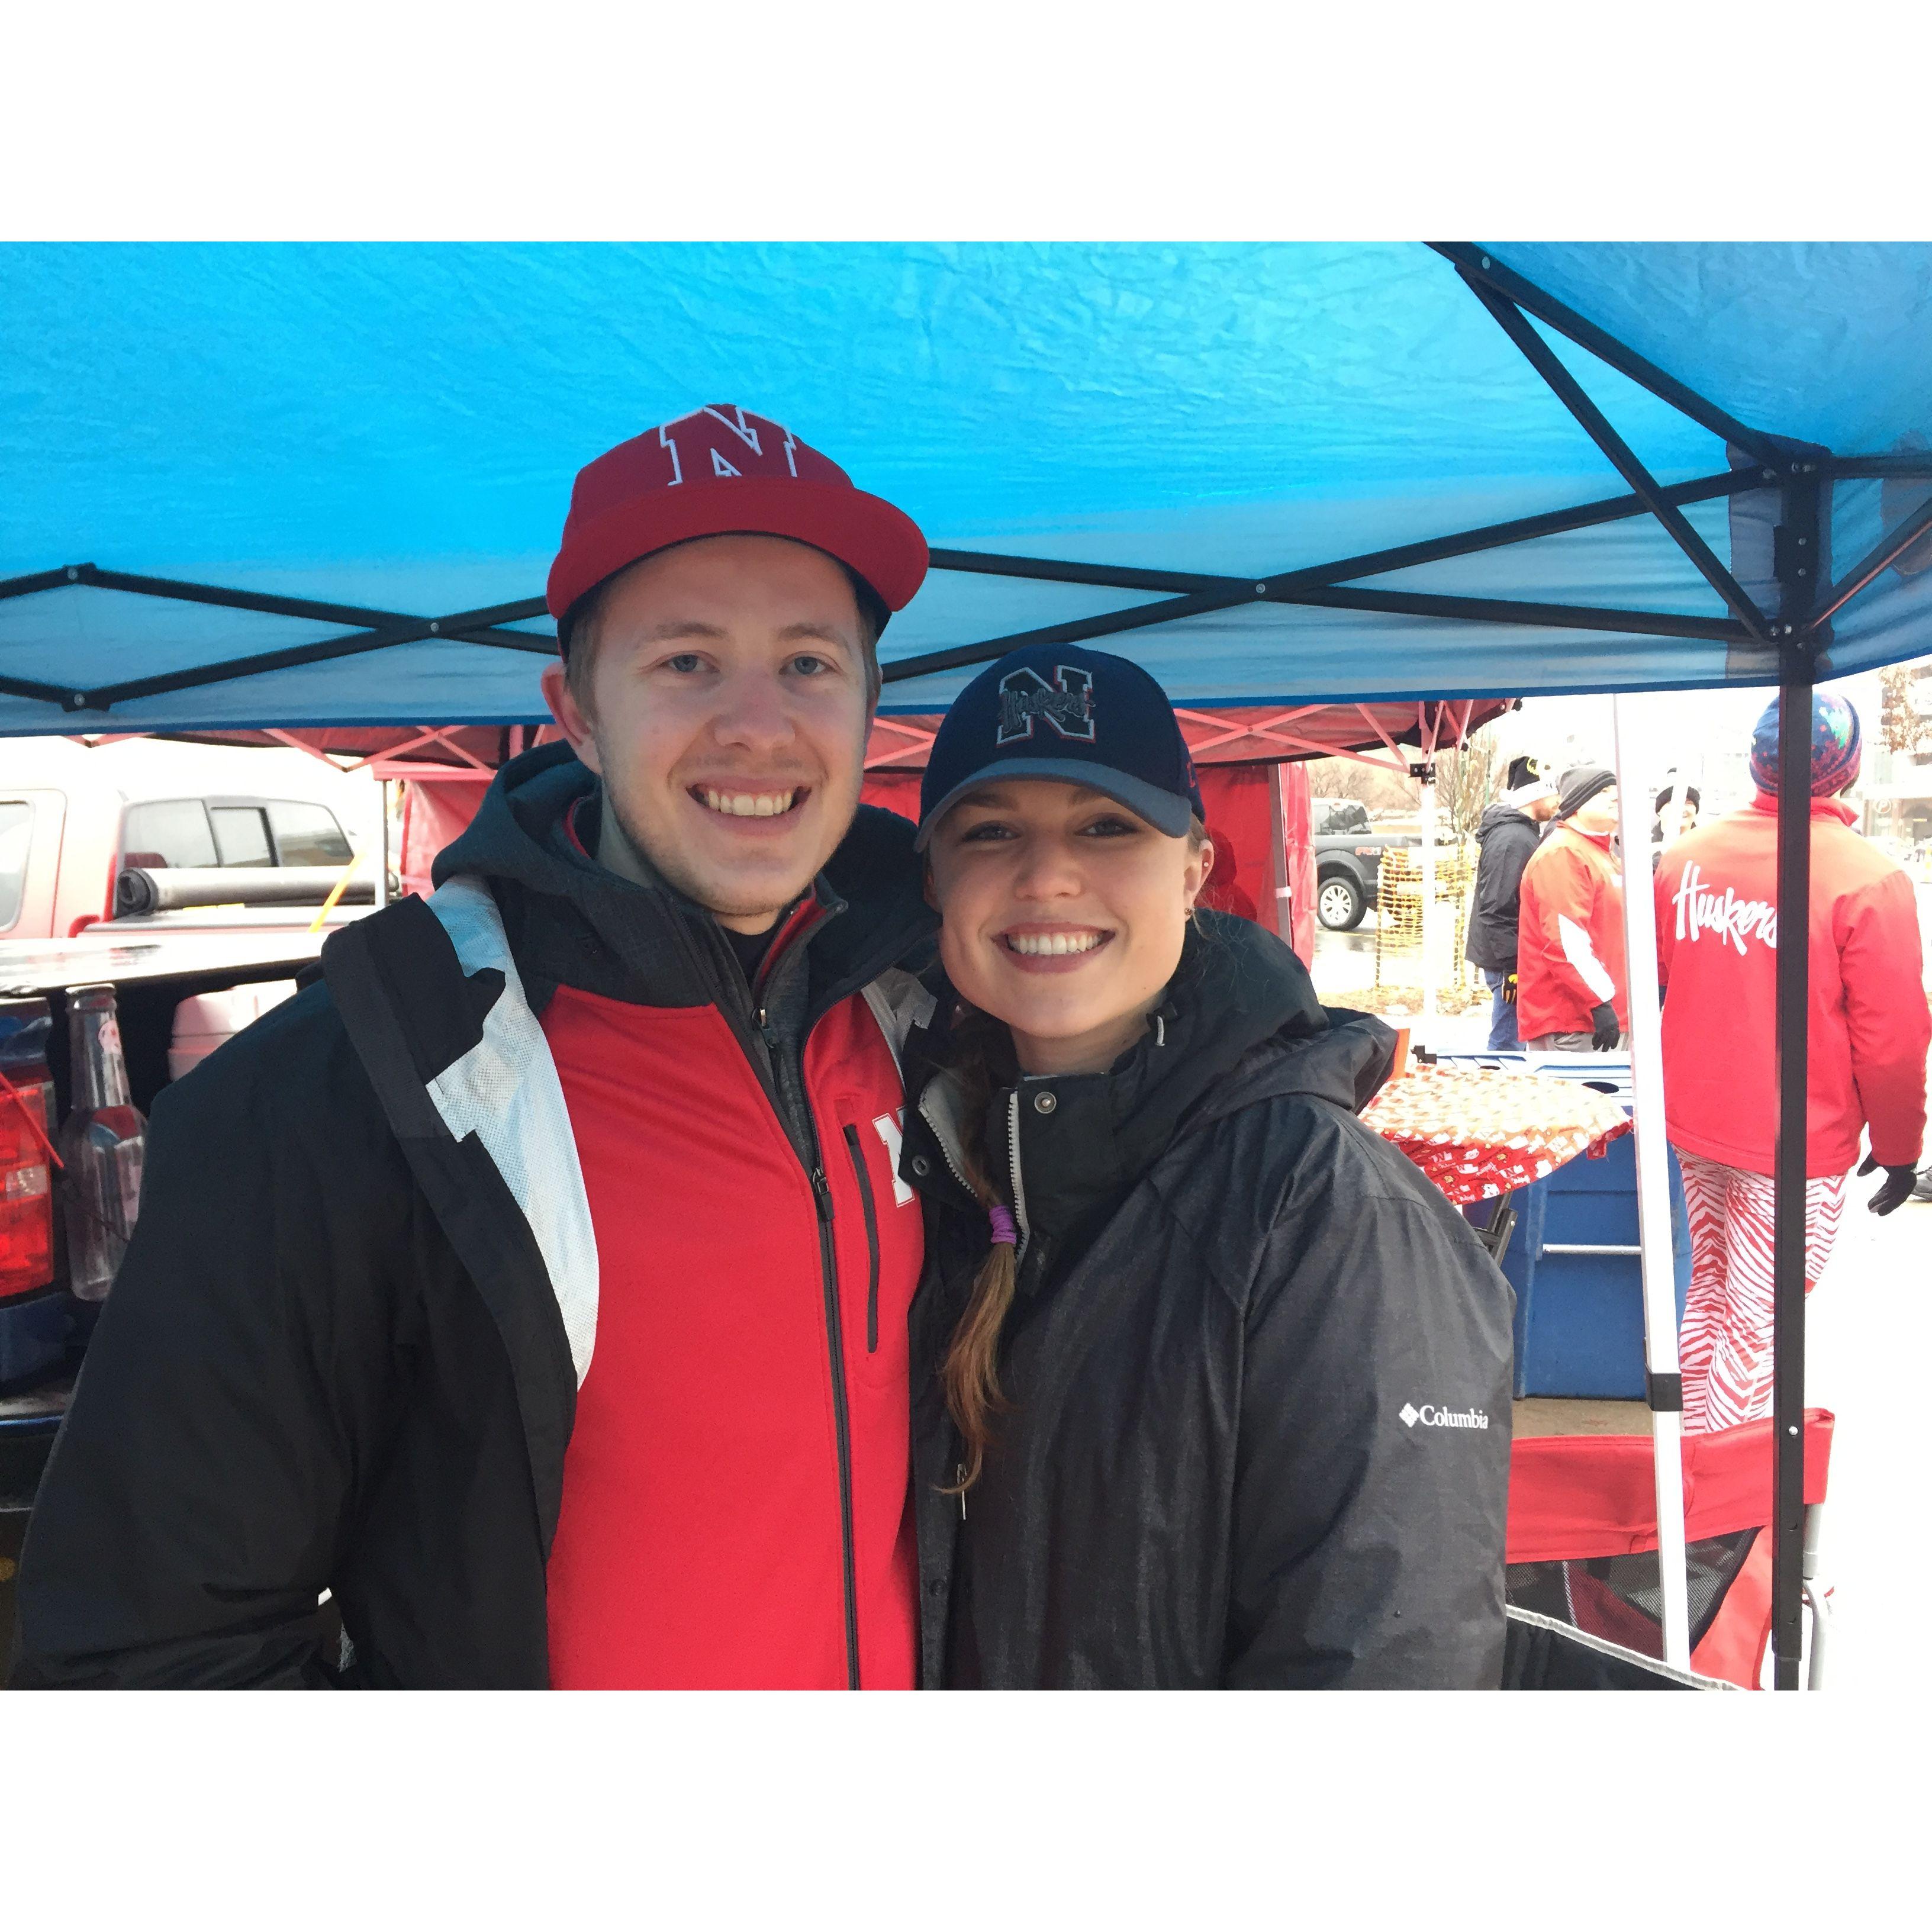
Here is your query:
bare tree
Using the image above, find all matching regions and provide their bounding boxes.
[1303,757,1417,815]
[1435,725,1503,840]
[1879,662,1932,759]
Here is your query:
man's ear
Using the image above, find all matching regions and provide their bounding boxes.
[541,661,602,776]
[921,859,939,914]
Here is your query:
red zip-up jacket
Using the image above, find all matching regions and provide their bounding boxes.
[1514,822,1628,1042]
[539,806,928,1690]
[1655,792,1930,1178]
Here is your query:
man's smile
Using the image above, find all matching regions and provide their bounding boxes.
[690,784,809,819]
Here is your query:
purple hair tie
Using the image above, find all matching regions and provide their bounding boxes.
[987,1204,1018,1247]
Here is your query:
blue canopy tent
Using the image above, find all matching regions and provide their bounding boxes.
[4,240,1930,1685]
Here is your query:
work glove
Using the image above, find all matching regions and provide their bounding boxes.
[1500,973,1518,1006]
[1857,1152,1921,1216]
[1588,1002,1620,1052]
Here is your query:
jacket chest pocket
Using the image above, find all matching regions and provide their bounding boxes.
[834,1107,920,1388]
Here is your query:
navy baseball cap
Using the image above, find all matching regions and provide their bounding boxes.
[915,643,1204,851]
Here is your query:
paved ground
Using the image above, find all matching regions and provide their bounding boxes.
[1514,1398,1650,1437]
[1309,913,1495,1054]
[1804,1183,1930,1690]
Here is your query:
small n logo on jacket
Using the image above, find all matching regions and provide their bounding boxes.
[998,665,1096,746]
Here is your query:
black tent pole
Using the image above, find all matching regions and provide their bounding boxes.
[1771,467,1822,1689]
[1428,245,1788,471]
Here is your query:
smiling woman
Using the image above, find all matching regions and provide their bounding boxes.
[897,642,1516,1689]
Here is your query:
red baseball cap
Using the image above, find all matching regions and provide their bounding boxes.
[546,404,929,642]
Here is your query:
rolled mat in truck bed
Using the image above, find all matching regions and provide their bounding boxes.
[114,865,373,916]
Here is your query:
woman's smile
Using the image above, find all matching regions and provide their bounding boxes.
[996,923,1116,969]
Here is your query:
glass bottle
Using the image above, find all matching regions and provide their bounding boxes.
[57,984,147,1301]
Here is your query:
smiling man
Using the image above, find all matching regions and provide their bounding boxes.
[13,407,939,1689]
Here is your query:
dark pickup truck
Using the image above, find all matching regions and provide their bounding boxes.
[1312,800,1420,930]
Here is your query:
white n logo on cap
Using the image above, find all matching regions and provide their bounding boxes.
[997,665,1096,746]
[700,404,764,455]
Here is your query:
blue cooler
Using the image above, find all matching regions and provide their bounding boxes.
[1448,1054,1690,1400]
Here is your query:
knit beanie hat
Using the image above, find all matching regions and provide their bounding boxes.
[1749,692,1862,797]
[1503,754,1556,807]
[1554,764,1616,820]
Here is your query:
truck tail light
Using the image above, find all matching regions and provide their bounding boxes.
[0,1074,57,1299]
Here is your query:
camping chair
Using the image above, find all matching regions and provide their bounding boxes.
[1502,1409,1834,1689]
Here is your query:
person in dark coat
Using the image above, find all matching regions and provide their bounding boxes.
[899,642,1516,1689]
[1464,755,1560,1049]
[1649,782,1701,873]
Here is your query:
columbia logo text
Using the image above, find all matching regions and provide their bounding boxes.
[1400,1402,1489,1430]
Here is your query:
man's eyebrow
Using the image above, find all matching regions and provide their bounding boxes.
[635,619,730,642]
[628,619,854,647]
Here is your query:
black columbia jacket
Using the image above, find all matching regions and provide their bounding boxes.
[1465,803,1543,973]
[9,744,933,1689]
[903,913,1515,1689]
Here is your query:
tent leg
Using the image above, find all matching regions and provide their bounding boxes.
[1268,765,1290,946]
[375,778,391,909]
[1612,694,1691,1670]
[1418,764,1438,1023]
[1772,662,1815,1690]
[1801,1502,1831,1690]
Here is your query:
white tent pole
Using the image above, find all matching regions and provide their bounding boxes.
[1419,767,1438,1023]
[375,778,391,909]
[1612,693,1692,1669]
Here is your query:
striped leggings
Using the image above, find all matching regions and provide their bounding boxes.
[1675,1148,1847,1434]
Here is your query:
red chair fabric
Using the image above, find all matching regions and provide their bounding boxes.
[1507,1409,1833,1564]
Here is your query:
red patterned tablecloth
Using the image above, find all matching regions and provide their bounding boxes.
[1360,1064,1632,1206]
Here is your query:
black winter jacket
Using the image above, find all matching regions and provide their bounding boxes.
[9,745,933,1689]
[903,914,1515,1689]
[1464,804,1543,973]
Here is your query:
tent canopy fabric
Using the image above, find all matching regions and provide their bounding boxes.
[2,242,1929,735]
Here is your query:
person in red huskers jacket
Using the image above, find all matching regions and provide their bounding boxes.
[1655,691,1929,1433]
[14,406,938,1689]
[1514,765,1628,1052]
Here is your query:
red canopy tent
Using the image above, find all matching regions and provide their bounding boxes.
[176,697,1509,956]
